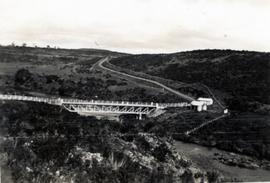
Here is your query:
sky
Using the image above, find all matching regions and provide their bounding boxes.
[0,0,269,53]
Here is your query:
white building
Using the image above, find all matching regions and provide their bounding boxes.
[191,98,213,112]
[197,98,213,105]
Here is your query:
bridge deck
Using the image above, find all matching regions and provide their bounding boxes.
[0,94,191,108]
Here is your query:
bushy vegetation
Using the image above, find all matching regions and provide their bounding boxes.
[0,101,210,183]
[7,68,178,103]
[160,55,270,108]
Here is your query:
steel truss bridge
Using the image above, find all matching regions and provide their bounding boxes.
[0,94,192,120]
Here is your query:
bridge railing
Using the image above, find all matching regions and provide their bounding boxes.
[0,94,63,105]
[62,99,157,107]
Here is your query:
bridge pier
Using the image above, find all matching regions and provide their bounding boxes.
[139,113,142,120]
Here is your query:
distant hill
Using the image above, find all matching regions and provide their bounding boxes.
[0,45,128,79]
[0,45,127,63]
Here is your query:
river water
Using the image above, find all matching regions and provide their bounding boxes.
[174,141,270,182]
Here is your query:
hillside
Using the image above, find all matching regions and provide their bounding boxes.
[111,49,270,112]
[110,49,270,160]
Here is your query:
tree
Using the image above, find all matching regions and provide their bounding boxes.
[15,68,32,84]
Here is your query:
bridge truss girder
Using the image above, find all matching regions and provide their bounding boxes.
[62,104,157,116]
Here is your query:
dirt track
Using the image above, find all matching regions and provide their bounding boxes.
[97,57,195,102]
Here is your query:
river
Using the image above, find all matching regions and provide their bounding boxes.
[174,141,270,181]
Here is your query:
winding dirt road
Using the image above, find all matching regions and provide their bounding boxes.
[97,57,195,102]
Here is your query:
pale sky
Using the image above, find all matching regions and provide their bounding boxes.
[0,0,270,53]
